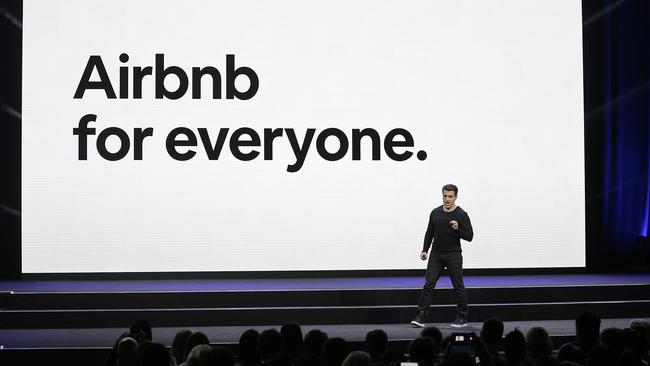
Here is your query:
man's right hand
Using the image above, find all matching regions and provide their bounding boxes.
[420,251,428,260]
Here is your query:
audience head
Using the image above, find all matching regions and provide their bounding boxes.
[281,322,305,358]
[115,330,147,347]
[108,330,147,366]
[630,319,649,331]
[382,348,406,364]
[600,327,625,355]
[365,329,388,361]
[185,344,211,366]
[342,351,370,366]
[184,331,210,362]
[575,312,601,349]
[586,344,618,366]
[504,329,526,365]
[408,336,436,366]
[557,343,585,364]
[171,329,193,364]
[305,329,329,355]
[258,328,283,362]
[200,346,235,366]
[623,327,648,361]
[630,319,650,348]
[322,337,350,366]
[526,327,553,359]
[130,319,152,342]
[480,318,504,349]
[421,326,443,355]
[617,349,644,366]
[139,342,173,366]
[238,328,260,364]
[105,319,650,366]
[116,337,138,366]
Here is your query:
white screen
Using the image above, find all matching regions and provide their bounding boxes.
[22,0,585,273]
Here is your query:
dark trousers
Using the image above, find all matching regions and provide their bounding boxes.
[417,251,468,319]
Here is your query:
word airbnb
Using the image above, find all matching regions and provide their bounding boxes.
[74,53,258,100]
[71,53,427,172]
[73,114,428,172]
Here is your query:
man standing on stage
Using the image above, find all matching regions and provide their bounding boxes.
[411,184,474,328]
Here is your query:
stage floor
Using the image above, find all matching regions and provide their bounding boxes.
[1,273,649,350]
[2,273,650,293]
[1,318,646,349]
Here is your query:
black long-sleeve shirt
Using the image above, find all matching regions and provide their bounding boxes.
[422,205,474,253]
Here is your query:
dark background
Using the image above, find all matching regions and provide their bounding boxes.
[1,1,648,279]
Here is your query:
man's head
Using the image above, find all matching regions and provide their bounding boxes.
[365,329,388,361]
[504,329,526,365]
[575,312,600,346]
[408,337,437,366]
[420,327,442,355]
[442,184,458,209]
[130,319,152,341]
[481,318,505,348]
[257,328,282,361]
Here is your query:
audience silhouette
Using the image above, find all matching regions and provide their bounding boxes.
[100,314,649,366]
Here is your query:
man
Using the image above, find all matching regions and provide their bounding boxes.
[411,184,474,328]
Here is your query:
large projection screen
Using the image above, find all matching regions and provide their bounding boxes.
[22,0,585,273]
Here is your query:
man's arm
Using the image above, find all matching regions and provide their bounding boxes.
[458,211,474,242]
[422,211,435,252]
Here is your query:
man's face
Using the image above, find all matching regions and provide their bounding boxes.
[442,189,457,209]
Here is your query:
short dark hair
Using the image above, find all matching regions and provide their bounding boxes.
[526,327,552,358]
[258,328,283,360]
[408,337,436,364]
[504,329,526,365]
[304,329,328,355]
[481,318,505,347]
[139,342,172,366]
[442,184,458,195]
[322,337,350,366]
[130,319,152,341]
[420,327,442,355]
[238,329,260,363]
[171,329,193,364]
[184,331,210,361]
[365,329,388,358]
[202,346,235,366]
[576,312,600,344]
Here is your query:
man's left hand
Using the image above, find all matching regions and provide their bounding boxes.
[449,220,459,230]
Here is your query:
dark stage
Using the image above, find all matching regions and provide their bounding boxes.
[1,273,648,351]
